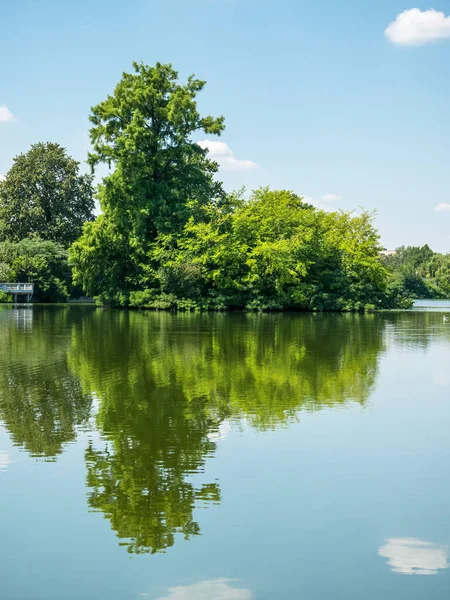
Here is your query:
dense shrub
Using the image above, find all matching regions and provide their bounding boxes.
[0,239,71,302]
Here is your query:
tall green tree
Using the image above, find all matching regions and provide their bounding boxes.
[70,62,225,305]
[0,143,94,246]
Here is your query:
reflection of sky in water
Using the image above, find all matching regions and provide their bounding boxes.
[433,373,450,386]
[0,452,11,473]
[207,421,233,442]
[379,538,449,575]
[156,579,252,599]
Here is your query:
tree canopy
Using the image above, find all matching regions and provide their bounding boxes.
[382,244,450,299]
[0,61,424,310]
[0,142,94,247]
[128,188,404,311]
[67,60,412,312]
[70,62,225,305]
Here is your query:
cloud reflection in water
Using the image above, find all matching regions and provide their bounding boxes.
[157,578,252,599]
[379,538,449,575]
[0,452,11,473]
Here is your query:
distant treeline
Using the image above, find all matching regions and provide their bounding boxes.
[382,245,450,299]
[0,61,432,310]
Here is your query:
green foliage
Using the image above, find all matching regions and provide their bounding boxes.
[70,61,225,304]
[382,244,450,299]
[137,188,393,311]
[0,291,12,303]
[385,245,434,273]
[0,261,11,281]
[65,61,409,311]
[381,279,414,310]
[0,239,71,302]
[0,62,417,310]
[0,142,94,247]
[420,253,450,297]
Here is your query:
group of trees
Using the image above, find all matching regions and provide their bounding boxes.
[382,245,450,299]
[0,60,443,309]
[0,142,94,301]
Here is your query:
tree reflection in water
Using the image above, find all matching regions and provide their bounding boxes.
[68,311,385,554]
[0,307,389,554]
[0,307,92,459]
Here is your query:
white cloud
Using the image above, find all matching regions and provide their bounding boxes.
[157,579,252,600]
[0,105,14,122]
[379,538,449,575]
[304,193,342,210]
[0,452,11,473]
[385,9,450,46]
[0,174,5,182]
[197,140,258,170]
[322,193,341,203]
[434,203,450,212]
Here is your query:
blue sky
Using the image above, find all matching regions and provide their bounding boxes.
[1,0,450,251]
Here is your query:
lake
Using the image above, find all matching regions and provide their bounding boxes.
[414,299,450,311]
[0,306,450,599]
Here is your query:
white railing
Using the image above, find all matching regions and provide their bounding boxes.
[0,283,34,293]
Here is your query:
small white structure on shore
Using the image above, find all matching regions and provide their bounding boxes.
[0,282,34,303]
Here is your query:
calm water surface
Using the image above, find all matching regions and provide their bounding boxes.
[0,307,449,599]
[414,299,450,311]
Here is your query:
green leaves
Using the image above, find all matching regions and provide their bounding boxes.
[0,143,94,247]
[72,61,225,304]
[382,244,450,300]
[67,61,404,311]
[152,188,390,311]
[0,238,71,302]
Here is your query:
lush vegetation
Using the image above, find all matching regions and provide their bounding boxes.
[0,239,72,302]
[69,61,226,307]
[382,245,450,299]
[0,142,94,245]
[67,62,410,311]
[122,188,409,311]
[0,142,94,302]
[1,61,445,309]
